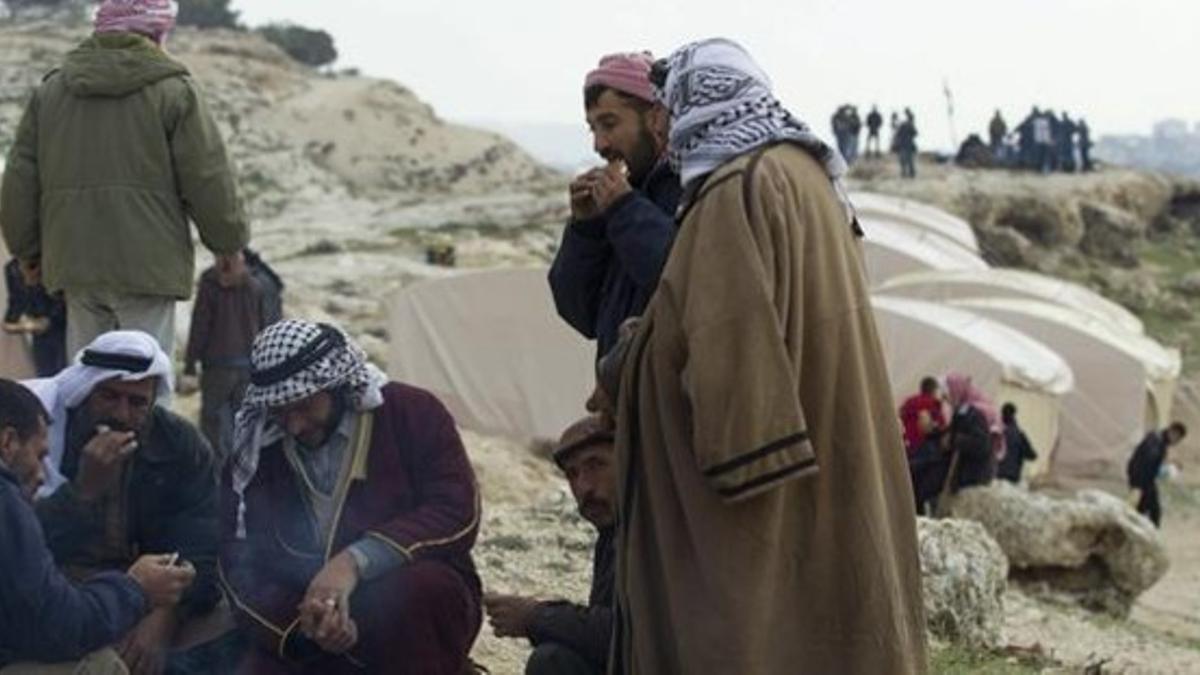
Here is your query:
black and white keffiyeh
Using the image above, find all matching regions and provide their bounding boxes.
[231,320,386,533]
[656,38,855,223]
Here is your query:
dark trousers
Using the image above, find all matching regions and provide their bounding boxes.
[526,643,603,675]
[31,329,67,377]
[1136,483,1162,527]
[237,560,480,675]
[200,366,250,462]
[899,150,917,178]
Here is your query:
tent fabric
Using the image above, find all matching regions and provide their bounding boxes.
[872,295,1073,472]
[850,191,980,253]
[387,267,594,442]
[876,268,1144,335]
[860,217,988,288]
[949,297,1180,479]
[0,226,35,380]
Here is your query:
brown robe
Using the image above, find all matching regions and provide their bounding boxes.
[612,143,927,674]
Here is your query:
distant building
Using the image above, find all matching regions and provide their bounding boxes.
[1098,120,1200,179]
[1153,119,1189,140]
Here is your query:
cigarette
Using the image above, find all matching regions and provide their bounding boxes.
[165,552,179,566]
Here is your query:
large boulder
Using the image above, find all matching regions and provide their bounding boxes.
[917,517,1008,648]
[1078,201,1145,267]
[943,482,1169,616]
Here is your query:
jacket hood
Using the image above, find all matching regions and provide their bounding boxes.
[61,33,189,98]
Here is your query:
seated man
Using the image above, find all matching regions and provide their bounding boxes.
[485,416,616,675]
[24,331,223,675]
[221,320,481,674]
[0,378,195,674]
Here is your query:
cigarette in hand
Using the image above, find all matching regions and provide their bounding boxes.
[165,552,179,567]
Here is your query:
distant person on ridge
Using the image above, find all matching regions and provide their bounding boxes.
[1078,118,1095,172]
[0,0,249,358]
[895,109,919,178]
[548,52,680,361]
[989,109,1008,161]
[865,105,884,158]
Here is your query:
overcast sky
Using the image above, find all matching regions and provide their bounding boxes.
[235,0,1196,154]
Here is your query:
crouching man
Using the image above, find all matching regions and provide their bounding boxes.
[485,416,616,675]
[23,331,223,675]
[0,378,194,674]
[221,320,482,674]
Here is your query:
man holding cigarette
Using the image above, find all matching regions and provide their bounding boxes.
[22,331,222,675]
[548,51,680,361]
[221,320,481,674]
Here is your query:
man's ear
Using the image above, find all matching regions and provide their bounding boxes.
[650,105,670,149]
[0,427,16,459]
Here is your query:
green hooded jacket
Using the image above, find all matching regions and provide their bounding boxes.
[0,33,248,299]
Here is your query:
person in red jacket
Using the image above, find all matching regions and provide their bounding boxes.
[220,320,481,674]
[898,376,946,456]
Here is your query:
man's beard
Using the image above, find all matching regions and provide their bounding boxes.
[600,119,660,187]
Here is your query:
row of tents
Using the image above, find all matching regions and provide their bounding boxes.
[388,192,1180,481]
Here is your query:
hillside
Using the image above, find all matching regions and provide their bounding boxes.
[0,20,570,360]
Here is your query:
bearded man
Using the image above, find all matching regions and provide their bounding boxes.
[548,51,680,360]
[221,320,481,674]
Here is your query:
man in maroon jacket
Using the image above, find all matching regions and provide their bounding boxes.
[220,320,481,674]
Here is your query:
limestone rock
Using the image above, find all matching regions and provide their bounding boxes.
[943,482,1169,616]
[991,194,1083,248]
[1079,201,1145,267]
[917,517,1008,648]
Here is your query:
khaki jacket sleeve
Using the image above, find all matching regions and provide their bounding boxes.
[1,90,42,261]
[674,171,817,502]
[169,77,248,255]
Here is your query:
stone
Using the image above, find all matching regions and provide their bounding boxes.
[991,195,1083,248]
[917,517,1009,648]
[1078,201,1145,268]
[943,482,1169,617]
[976,225,1040,268]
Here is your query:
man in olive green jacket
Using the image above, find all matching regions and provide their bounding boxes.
[0,0,248,361]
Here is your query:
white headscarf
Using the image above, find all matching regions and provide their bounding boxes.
[231,320,387,536]
[656,38,856,224]
[22,330,173,497]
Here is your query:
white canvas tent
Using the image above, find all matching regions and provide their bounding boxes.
[387,267,593,441]
[850,191,980,254]
[876,268,1144,335]
[872,295,1074,474]
[948,297,1181,479]
[860,218,988,288]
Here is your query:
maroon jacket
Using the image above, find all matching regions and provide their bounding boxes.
[219,383,482,661]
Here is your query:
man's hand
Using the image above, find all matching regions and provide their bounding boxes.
[19,258,40,286]
[569,169,604,221]
[298,551,360,653]
[75,427,138,500]
[483,593,540,639]
[117,608,178,675]
[127,555,196,608]
[589,160,632,213]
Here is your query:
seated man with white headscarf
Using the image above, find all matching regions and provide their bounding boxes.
[23,330,223,675]
[221,320,481,675]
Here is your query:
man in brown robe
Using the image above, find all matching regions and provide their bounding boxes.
[606,39,927,674]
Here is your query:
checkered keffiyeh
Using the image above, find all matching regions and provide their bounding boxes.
[656,38,856,226]
[231,320,386,535]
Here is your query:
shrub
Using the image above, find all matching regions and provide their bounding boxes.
[257,23,337,68]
